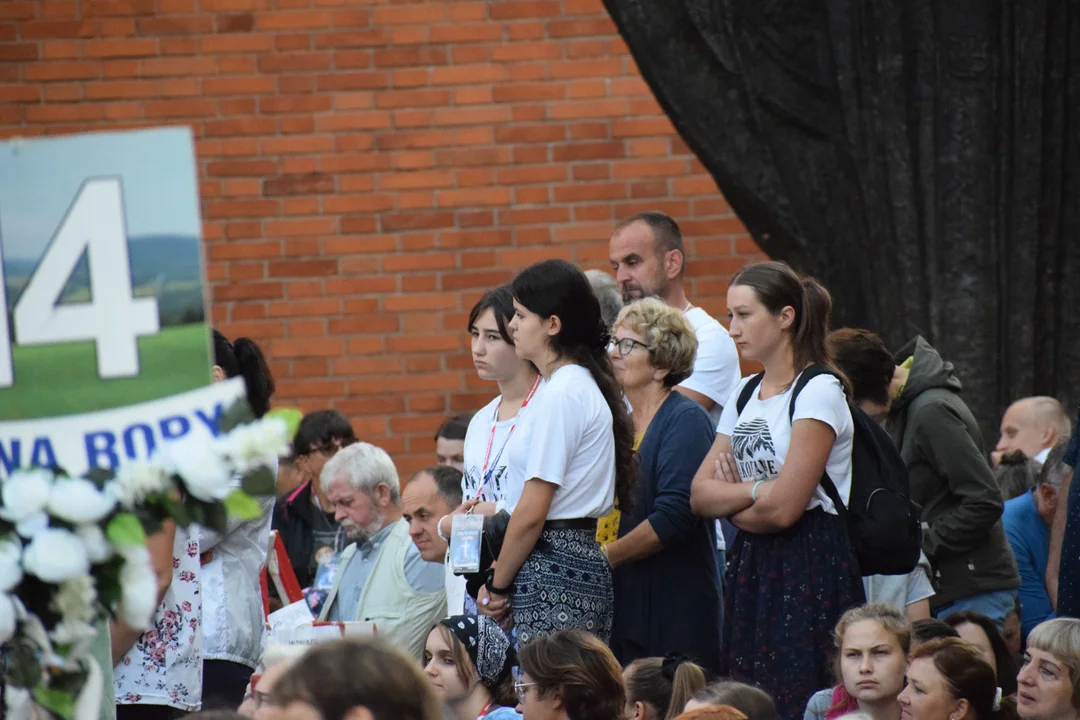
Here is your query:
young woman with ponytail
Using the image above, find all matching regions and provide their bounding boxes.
[689,261,863,720]
[625,655,709,720]
[477,259,635,644]
[212,329,276,418]
[201,331,277,706]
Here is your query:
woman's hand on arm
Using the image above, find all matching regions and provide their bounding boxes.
[437,498,483,538]
[729,419,835,533]
[689,434,756,518]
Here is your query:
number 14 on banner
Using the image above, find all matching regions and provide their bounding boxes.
[0,177,160,388]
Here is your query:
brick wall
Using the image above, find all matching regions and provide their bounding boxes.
[0,0,762,475]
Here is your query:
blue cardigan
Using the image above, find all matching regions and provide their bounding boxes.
[610,391,722,673]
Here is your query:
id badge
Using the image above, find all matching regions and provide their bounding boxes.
[450,513,484,575]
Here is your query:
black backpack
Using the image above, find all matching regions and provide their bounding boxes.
[735,364,923,576]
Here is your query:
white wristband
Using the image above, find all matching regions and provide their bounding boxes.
[437,515,451,542]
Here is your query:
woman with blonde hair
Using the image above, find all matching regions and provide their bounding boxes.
[1017,618,1080,720]
[805,604,912,720]
[607,298,723,671]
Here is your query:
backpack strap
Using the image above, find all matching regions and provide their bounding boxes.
[735,372,765,416]
[787,364,848,518]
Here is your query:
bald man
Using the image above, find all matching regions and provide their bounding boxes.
[995,396,1072,465]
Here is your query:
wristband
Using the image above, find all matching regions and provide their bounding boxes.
[751,480,764,502]
[436,515,450,542]
[487,581,513,596]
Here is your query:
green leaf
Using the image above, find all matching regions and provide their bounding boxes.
[34,686,75,719]
[241,465,276,497]
[200,500,228,533]
[224,489,263,520]
[266,406,303,441]
[105,513,146,548]
[218,399,256,435]
[159,495,191,528]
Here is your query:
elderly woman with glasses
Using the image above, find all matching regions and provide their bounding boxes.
[605,297,724,673]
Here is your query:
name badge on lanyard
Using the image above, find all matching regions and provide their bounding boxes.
[449,513,484,574]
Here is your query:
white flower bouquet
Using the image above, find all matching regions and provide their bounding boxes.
[0,402,301,719]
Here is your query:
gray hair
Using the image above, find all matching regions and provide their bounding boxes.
[1040,439,1071,492]
[585,269,623,331]
[320,441,401,503]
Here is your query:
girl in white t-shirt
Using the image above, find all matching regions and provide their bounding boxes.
[461,285,542,512]
[690,261,864,720]
[477,260,636,646]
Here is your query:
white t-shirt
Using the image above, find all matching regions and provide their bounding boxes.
[462,382,545,510]
[862,551,935,612]
[504,364,616,519]
[717,373,854,514]
[681,306,742,426]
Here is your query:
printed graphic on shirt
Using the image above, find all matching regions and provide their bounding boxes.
[731,418,779,480]
[463,462,508,504]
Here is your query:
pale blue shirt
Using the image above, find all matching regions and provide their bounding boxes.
[327,522,445,622]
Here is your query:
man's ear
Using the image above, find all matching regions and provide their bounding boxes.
[664,248,684,280]
[211,365,226,383]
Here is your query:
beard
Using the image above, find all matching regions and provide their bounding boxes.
[620,278,669,303]
[340,511,386,544]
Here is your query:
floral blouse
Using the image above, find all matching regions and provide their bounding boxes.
[114,528,203,712]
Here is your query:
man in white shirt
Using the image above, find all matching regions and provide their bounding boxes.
[609,211,743,584]
[401,465,470,616]
[994,396,1072,466]
[609,211,742,424]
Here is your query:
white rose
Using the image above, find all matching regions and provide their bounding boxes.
[22,528,90,583]
[109,462,172,509]
[0,538,22,593]
[221,418,289,474]
[161,436,232,502]
[49,617,97,646]
[51,575,96,623]
[118,552,159,631]
[47,477,117,525]
[0,592,15,644]
[77,524,113,564]
[0,467,52,524]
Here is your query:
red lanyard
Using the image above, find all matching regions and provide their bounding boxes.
[475,374,542,501]
[478,701,496,718]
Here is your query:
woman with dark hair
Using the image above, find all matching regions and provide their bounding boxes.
[944,611,1020,698]
[201,331,278,707]
[478,260,635,644]
[423,615,519,719]
[898,638,1019,720]
[689,261,863,719]
[516,629,627,720]
[458,284,542,514]
[212,329,276,418]
[625,655,709,720]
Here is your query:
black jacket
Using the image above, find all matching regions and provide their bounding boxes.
[885,337,1019,608]
[270,481,337,590]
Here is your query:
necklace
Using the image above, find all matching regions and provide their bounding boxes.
[683,301,693,312]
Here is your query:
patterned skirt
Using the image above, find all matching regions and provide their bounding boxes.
[722,508,864,720]
[511,527,614,646]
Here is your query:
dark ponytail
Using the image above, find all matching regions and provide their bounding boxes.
[626,656,708,720]
[731,261,849,392]
[512,260,637,511]
[213,330,276,418]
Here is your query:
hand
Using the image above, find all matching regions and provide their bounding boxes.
[477,585,509,621]
[713,453,743,484]
[439,498,482,537]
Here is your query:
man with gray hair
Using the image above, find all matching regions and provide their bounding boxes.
[585,268,623,331]
[1003,439,1069,641]
[317,443,446,661]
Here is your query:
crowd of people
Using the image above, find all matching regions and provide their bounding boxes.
[103,212,1080,720]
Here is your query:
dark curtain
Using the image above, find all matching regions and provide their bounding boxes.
[604,0,1080,443]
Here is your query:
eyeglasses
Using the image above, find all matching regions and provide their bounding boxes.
[252,690,277,709]
[514,681,538,701]
[609,337,650,357]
